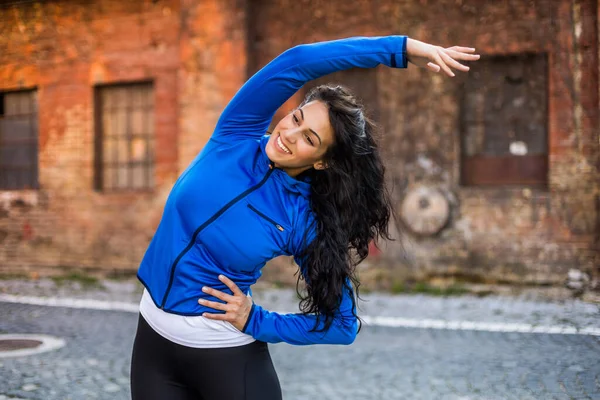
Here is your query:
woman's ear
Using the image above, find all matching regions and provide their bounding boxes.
[313,160,329,170]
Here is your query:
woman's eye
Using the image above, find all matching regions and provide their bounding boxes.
[293,115,299,124]
[305,134,313,146]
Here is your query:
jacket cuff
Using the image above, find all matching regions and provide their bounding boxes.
[392,36,408,69]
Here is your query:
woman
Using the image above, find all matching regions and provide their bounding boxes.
[131,35,478,399]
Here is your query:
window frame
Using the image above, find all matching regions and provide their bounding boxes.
[94,81,155,193]
[459,53,549,188]
[0,88,39,191]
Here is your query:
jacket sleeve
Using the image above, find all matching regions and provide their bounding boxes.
[241,224,359,346]
[241,279,358,346]
[212,35,408,142]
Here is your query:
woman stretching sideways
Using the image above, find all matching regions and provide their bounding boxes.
[130,35,479,400]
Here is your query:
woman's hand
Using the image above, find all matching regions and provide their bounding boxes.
[406,38,480,77]
[198,274,253,332]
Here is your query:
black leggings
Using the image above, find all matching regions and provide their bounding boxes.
[130,314,282,400]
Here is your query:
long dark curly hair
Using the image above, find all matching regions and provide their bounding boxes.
[295,85,395,332]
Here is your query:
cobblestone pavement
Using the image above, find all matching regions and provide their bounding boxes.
[1,279,599,399]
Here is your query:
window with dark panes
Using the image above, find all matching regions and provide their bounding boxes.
[460,54,548,186]
[95,83,154,191]
[0,90,39,190]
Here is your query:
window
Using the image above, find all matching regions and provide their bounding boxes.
[95,83,154,191]
[0,89,39,190]
[460,54,548,186]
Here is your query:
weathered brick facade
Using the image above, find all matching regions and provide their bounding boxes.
[0,0,598,287]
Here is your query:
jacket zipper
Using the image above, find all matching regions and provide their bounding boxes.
[247,204,285,232]
[160,163,275,309]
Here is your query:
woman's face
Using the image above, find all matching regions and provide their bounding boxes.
[266,100,335,177]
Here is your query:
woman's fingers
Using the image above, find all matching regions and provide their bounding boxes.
[435,47,481,77]
[218,274,244,296]
[202,312,230,321]
[434,51,454,77]
[198,275,252,331]
[427,62,441,73]
[198,298,229,311]
[200,274,243,301]
[439,50,470,72]
[447,46,476,53]
[407,39,478,77]
[202,286,234,302]
[199,275,244,311]
[446,49,481,61]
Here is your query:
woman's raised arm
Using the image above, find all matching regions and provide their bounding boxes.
[211,36,408,142]
[211,36,478,142]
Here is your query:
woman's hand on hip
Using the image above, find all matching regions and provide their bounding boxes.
[406,38,480,77]
[198,274,253,332]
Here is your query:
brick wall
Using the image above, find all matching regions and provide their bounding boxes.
[0,0,598,286]
[248,0,600,285]
[0,0,242,275]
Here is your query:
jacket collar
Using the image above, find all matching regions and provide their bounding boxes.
[260,135,312,198]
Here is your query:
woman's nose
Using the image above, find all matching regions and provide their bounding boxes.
[281,128,300,143]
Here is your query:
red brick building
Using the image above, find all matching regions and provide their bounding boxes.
[0,0,598,287]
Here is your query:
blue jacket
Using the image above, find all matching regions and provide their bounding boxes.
[137,35,408,345]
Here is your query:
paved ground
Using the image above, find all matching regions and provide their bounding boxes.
[1,279,599,399]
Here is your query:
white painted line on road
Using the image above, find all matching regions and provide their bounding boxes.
[0,294,139,313]
[361,316,600,336]
[2,294,599,337]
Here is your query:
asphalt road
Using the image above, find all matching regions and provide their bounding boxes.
[1,300,599,400]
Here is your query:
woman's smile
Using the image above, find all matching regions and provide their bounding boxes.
[276,134,292,154]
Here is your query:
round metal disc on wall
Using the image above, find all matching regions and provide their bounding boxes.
[400,186,450,236]
[0,334,65,358]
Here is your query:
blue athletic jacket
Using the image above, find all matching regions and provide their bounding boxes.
[137,35,408,346]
